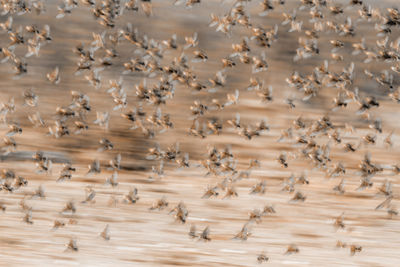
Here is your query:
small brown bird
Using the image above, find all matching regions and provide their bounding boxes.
[333,179,345,194]
[222,57,236,68]
[149,197,169,210]
[23,88,38,107]
[87,159,100,175]
[14,176,27,189]
[81,187,96,204]
[387,207,399,218]
[234,223,251,241]
[375,196,393,210]
[227,113,241,129]
[141,2,153,17]
[162,34,177,49]
[250,180,267,195]
[278,153,288,168]
[193,49,208,62]
[369,118,382,133]
[249,209,263,223]
[282,175,295,193]
[99,138,114,151]
[28,112,46,127]
[66,238,78,251]
[262,205,276,215]
[124,188,139,204]
[285,244,299,254]
[32,185,45,199]
[384,131,394,147]
[0,16,12,32]
[74,121,89,134]
[105,172,119,187]
[6,122,22,137]
[336,240,347,248]
[170,202,188,223]
[328,162,346,178]
[344,142,358,152]
[334,213,345,229]
[176,153,190,168]
[223,186,238,199]
[101,224,110,240]
[189,225,197,239]
[20,199,31,211]
[53,220,65,229]
[184,32,198,49]
[257,251,269,263]
[23,210,33,224]
[62,201,76,214]
[200,226,211,241]
[252,52,268,73]
[296,173,309,185]
[202,185,219,199]
[109,154,121,170]
[377,180,392,196]
[363,134,376,145]
[350,244,362,255]
[291,191,306,202]
[46,66,60,84]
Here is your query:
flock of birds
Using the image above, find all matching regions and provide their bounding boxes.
[0,0,400,265]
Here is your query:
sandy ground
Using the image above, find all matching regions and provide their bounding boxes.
[0,0,400,266]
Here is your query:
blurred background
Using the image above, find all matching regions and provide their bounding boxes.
[0,0,399,266]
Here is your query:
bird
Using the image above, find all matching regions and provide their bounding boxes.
[202,185,219,199]
[291,191,306,202]
[234,223,251,241]
[23,209,33,224]
[169,202,188,223]
[149,197,169,210]
[53,220,66,229]
[189,225,197,239]
[336,240,347,248]
[81,187,96,204]
[62,201,76,214]
[99,138,114,151]
[334,213,345,229]
[278,153,288,168]
[199,226,211,241]
[87,159,101,175]
[223,186,238,199]
[257,252,269,263]
[0,16,13,32]
[184,32,198,49]
[46,66,60,84]
[124,188,140,204]
[250,180,267,195]
[285,244,299,254]
[333,179,346,194]
[350,245,362,256]
[101,224,110,240]
[66,238,78,251]
[249,209,263,223]
[262,205,276,215]
[32,185,45,199]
